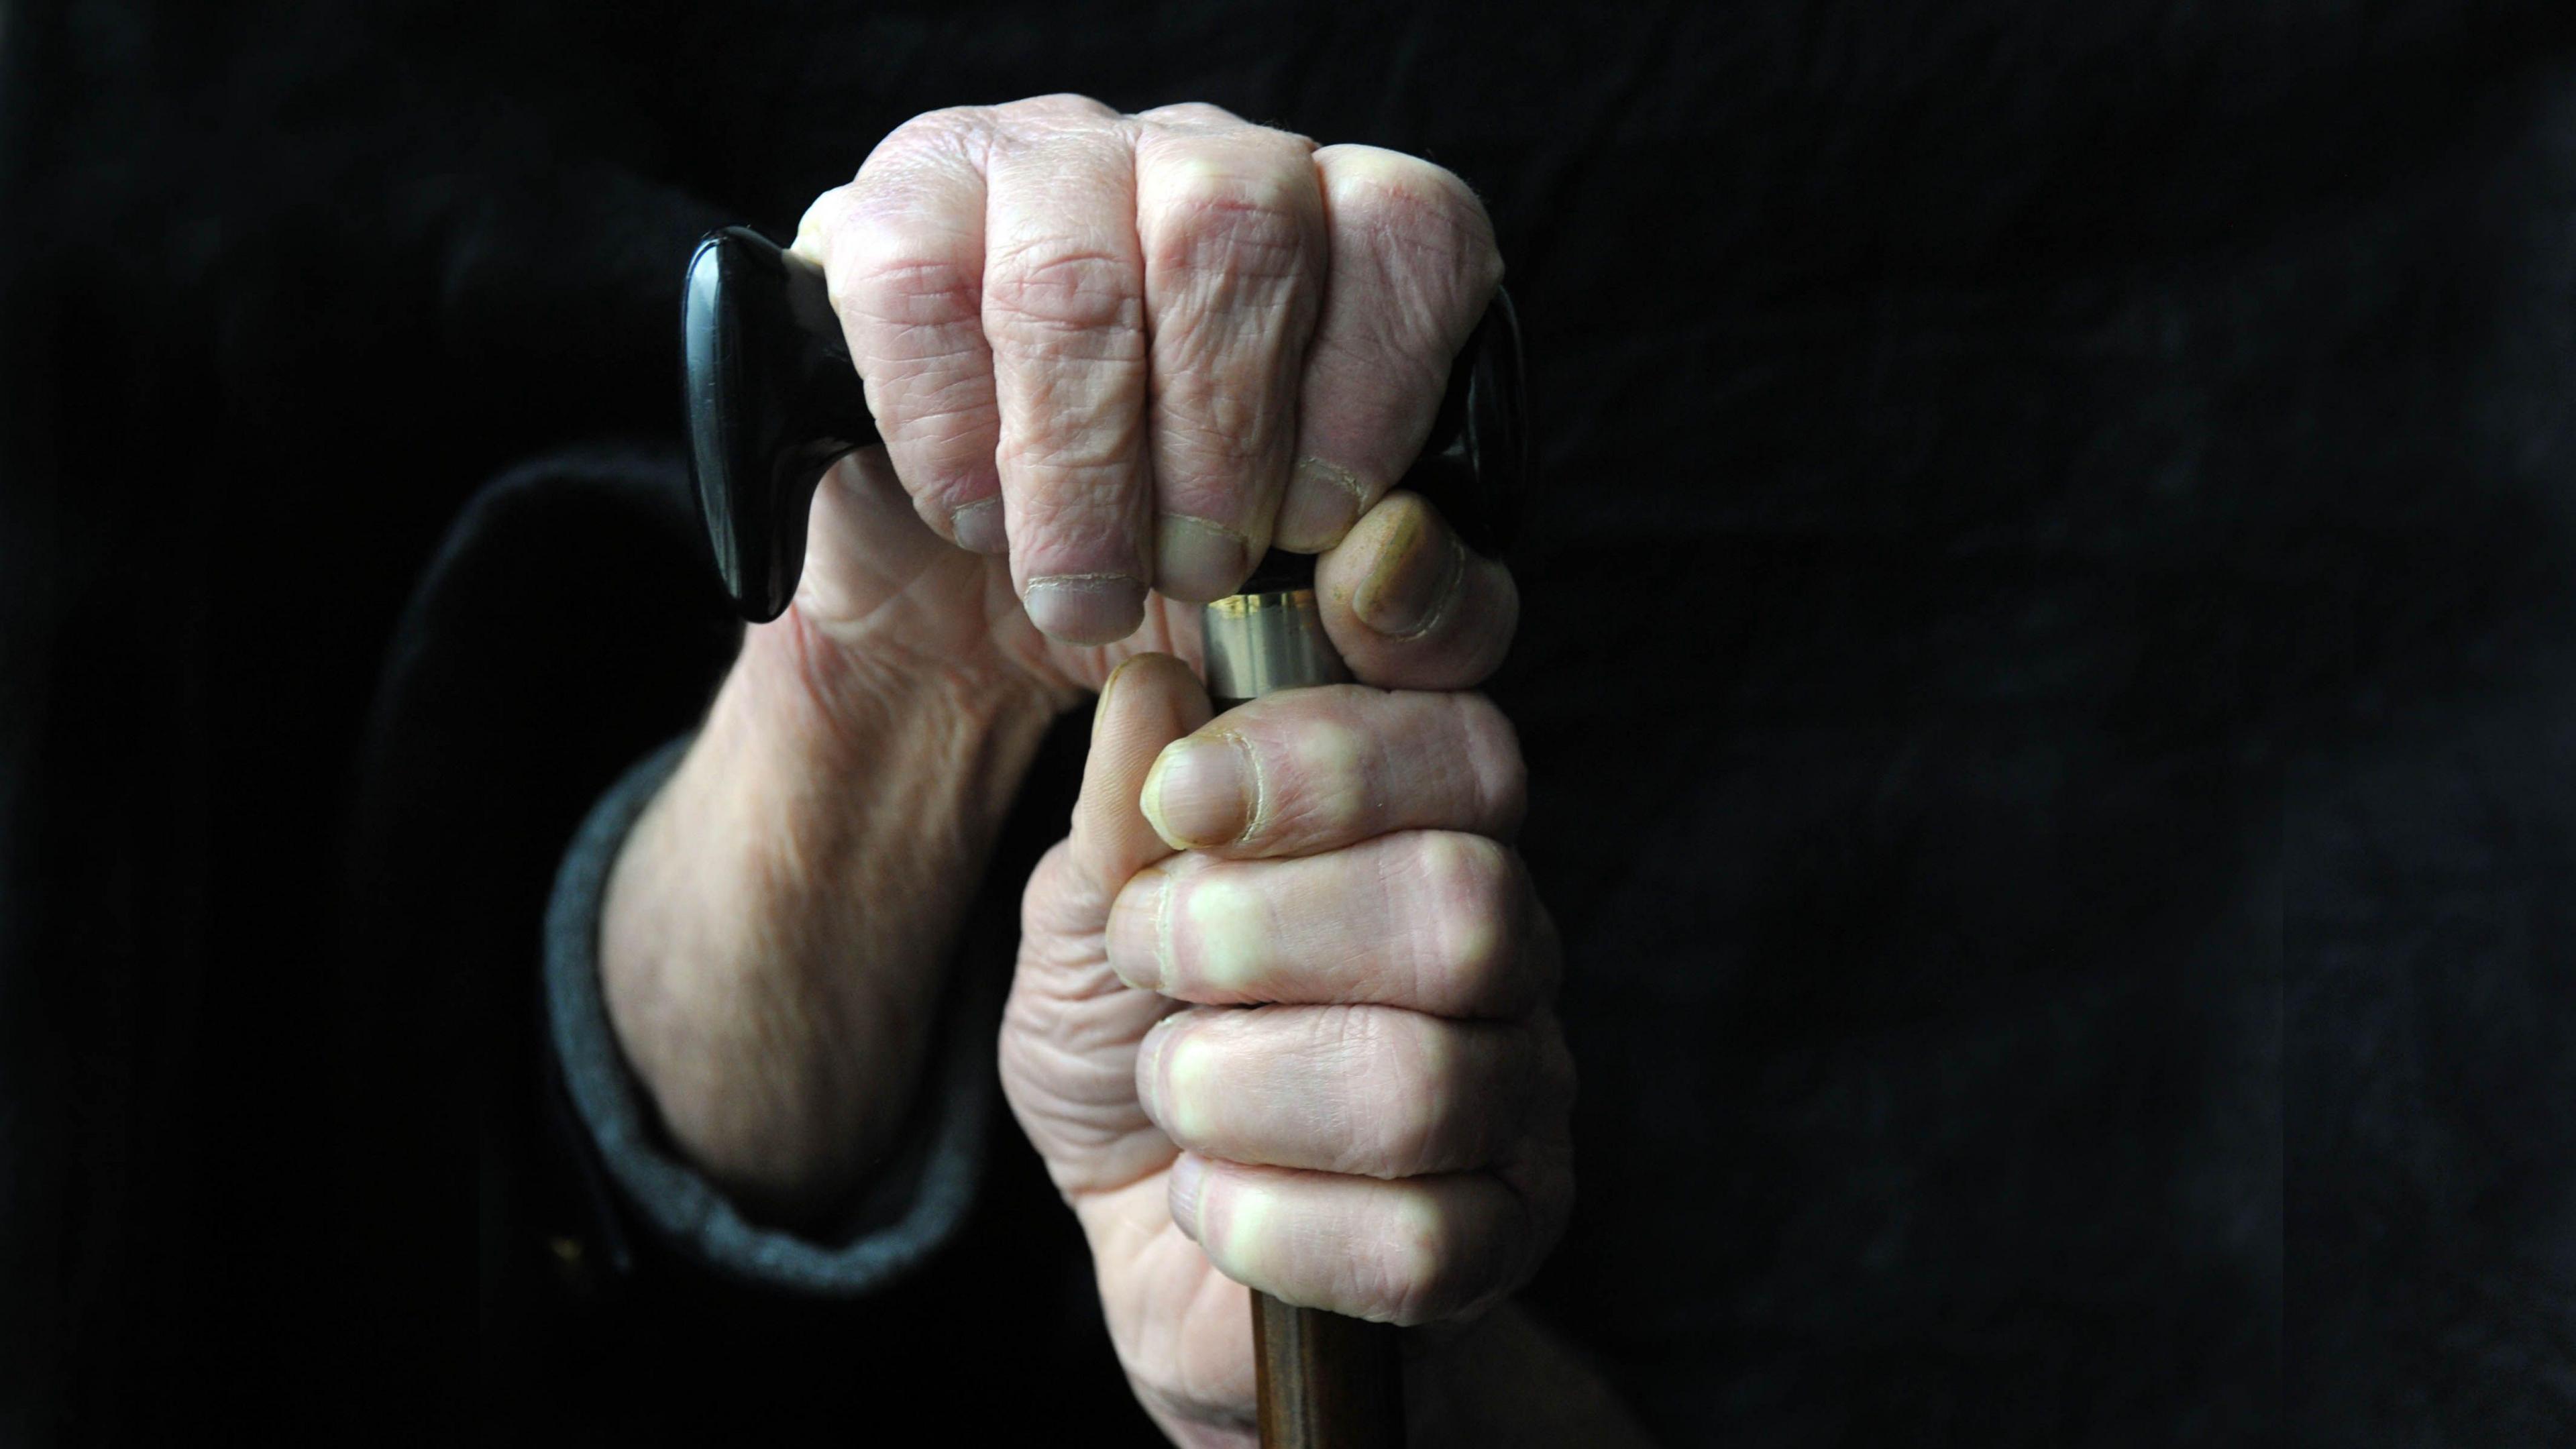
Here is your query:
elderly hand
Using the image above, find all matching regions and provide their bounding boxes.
[780,92,1505,676]
[1001,508,1571,1446]
[599,95,1512,1222]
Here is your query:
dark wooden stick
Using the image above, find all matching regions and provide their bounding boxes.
[1254,1293,1405,1448]
[1205,582,1407,1448]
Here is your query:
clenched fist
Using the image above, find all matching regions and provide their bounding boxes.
[1003,641,1574,1444]
[784,93,1503,656]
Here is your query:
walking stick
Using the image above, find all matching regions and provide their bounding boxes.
[680,226,1525,1448]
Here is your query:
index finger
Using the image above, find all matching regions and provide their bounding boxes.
[1137,684,1525,859]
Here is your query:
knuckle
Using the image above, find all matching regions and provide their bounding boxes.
[887,105,993,150]
[994,413,1145,479]
[1147,158,1315,278]
[841,238,981,329]
[1148,400,1275,478]
[1379,1193,1483,1325]
[1324,148,1495,261]
[1261,716,1369,841]
[1002,92,1119,124]
[1371,1016,1458,1176]
[1411,833,1517,1006]
[1380,1195,1452,1324]
[851,108,987,192]
[1450,693,1528,833]
[1318,146,1503,348]
[1136,100,1230,127]
[985,242,1144,341]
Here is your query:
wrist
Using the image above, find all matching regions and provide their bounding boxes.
[741,596,1073,765]
[598,606,1064,1222]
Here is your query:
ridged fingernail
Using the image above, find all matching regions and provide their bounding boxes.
[1024,574,1146,645]
[1140,734,1252,849]
[950,498,1007,554]
[1166,1151,1207,1240]
[1154,515,1249,603]
[1352,498,1460,637]
[1106,865,1171,991]
[1137,1012,1179,1118]
[1274,458,1367,551]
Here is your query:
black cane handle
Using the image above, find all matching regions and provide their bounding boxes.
[681,225,1523,623]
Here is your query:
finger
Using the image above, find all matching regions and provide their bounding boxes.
[794,112,1007,553]
[1065,653,1212,899]
[1132,116,1325,601]
[1106,830,1554,1018]
[1130,100,1269,134]
[1135,686,1525,856]
[1166,1155,1563,1325]
[1316,490,1517,690]
[982,99,1153,644]
[1275,145,1503,552]
[1137,1003,1564,1179]
[1007,651,1211,1196]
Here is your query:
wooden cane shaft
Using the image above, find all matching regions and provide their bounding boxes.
[1207,589,1403,1448]
[1254,1293,1405,1448]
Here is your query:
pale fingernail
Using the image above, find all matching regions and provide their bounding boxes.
[1107,867,1172,991]
[1154,515,1249,603]
[1167,1152,1208,1240]
[1183,875,1269,990]
[1142,734,1253,849]
[1137,1013,1180,1120]
[950,497,1007,554]
[1274,458,1367,552]
[1024,574,1146,645]
[1352,498,1462,638]
[1161,1031,1216,1142]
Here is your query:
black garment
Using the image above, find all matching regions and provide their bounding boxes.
[3,1,2573,1444]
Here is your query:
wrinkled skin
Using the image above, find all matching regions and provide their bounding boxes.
[600,97,1627,1446]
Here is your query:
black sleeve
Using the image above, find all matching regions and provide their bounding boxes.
[541,734,996,1293]
[341,439,1150,1442]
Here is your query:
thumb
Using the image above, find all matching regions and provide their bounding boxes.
[1006,651,1212,1199]
[1069,653,1213,898]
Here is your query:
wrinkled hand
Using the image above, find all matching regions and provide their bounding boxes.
[782,92,1504,687]
[1001,509,1570,1446]
[598,96,1510,1222]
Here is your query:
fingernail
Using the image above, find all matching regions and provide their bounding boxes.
[1274,458,1367,552]
[1024,573,1146,645]
[950,497,1007,555]
[1154,515,1249,603]
[1166,1151,1208,1240]
[1106,867,1171,991]
[1352,498,1462,637]
[1141,734,1253,849]
[1183,875,1269,991]
[1092,665,1119,731]
[1136,1012,1179,1118]
[1093,653,1148,732]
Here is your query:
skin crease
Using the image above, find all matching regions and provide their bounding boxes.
[596,97,1654,1446]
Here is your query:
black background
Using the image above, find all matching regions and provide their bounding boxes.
[2,1,2572,1443]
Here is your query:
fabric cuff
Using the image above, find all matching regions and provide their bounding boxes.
[541,735,993,1294]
